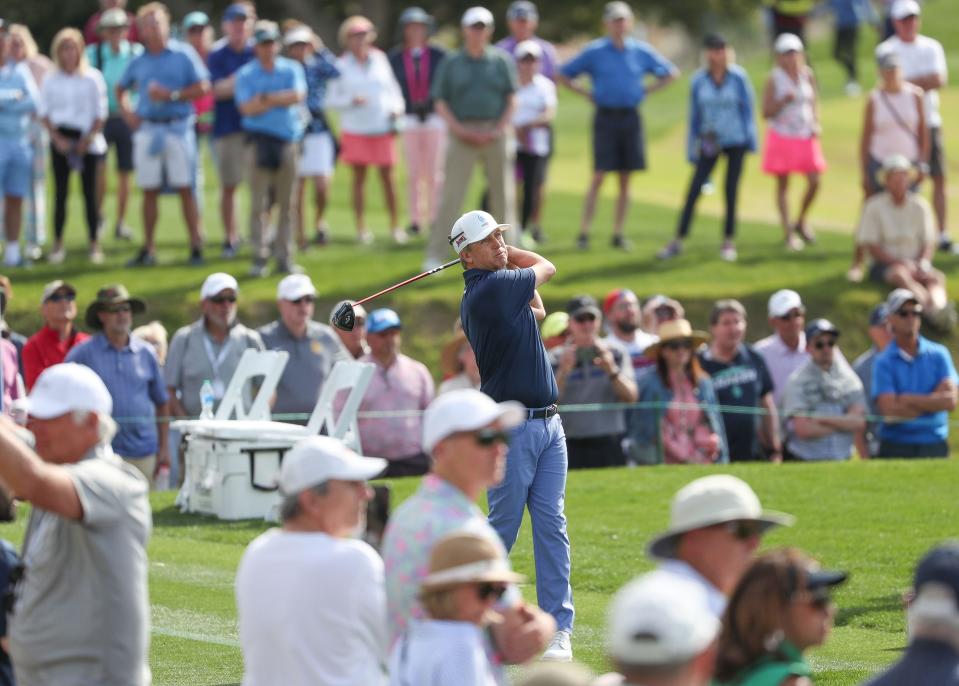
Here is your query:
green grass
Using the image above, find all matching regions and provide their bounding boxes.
[1,5,958,685]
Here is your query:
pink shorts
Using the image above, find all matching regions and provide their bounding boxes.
[761,129,827,176]
[340,132,397,167]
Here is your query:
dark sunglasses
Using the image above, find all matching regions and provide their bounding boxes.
[475,428,511,447]
[724,520,763,541]
[104,303,133,314]
[663,339,693,351]
[813,339,836,350]
[46,292,76,303]
[290,295,315,305]
[654,305,676,320]
[209,295,237,304]
[573,313,597,323]
[778,309,805,321]
[896,308,922,318]
[477,583,508,601]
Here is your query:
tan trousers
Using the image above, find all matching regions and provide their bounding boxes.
[121,454,156,488]
[426,120,516,264]
[248,142,298,264]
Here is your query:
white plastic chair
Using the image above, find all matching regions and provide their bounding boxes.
[304,360,375,452]
[215,349,289,421]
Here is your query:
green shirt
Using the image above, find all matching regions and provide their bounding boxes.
[717,641,812,686]
[431,46,517,122]
[85,40,144,114]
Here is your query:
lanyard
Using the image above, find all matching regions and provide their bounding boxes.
[202,333,232,398]
[403,47,431,104]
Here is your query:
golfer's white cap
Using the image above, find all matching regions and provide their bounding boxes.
[891,0,921,20]
[422,389,525,454]
[774,32,804,54]
[277,274,317,301]
[449,211,511,254]
[608,571,719,665]
[462,6,495,27]
[276,435,387,495]
[768,289,803,318]
[201,272,239,300]
[26,363,113,419]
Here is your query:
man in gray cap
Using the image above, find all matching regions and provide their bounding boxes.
[495,1,559,80]
[647,474,794,617]
[781,319,867,461]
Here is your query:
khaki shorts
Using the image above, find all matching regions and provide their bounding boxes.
[121,454,156,488]
[214,132,248,187]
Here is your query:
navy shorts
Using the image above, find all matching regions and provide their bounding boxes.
[593,107,646,172]
[104,115,134,172]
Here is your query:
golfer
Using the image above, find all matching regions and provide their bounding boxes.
[451,209,574,661]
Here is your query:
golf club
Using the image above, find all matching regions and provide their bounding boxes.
[330,258,461,331]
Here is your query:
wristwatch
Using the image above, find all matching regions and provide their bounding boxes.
[169,89,182,102]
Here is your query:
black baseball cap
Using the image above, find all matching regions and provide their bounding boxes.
[805,318,840,340]
[566,295,602,319]
[703,33,727,49]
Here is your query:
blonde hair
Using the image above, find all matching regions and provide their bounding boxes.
[419,587,461,620]
[7,24,39,60]
[133,320,169,365]
[337,15,376,48]
[50,28,90,74]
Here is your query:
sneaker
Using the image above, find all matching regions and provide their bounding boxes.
[188,247,204,266]
[221,242,237,259]
[611,234,632,251]
[701,180,716,196]
[795,223,816,245]
[541,630,572,662]
[719,242,737,262]
[24,242,42,261]
[656,241,682,260]
[47,247,66,265]
[846,265,864,283]
[844,81,862,97]
[114,222,133,241]
[314,227,329,246]
[357,229,374,245]
[249,260,270,278]
[89,246,105,265]
[938,237,959,254]
[391,227,409,245]
[784,236,804,252]
[276,261,305,275]
[126,249,156,267]
[576,234,589,250]
[407,222,420,236]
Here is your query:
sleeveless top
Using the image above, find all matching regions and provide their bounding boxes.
[768,66,816,139]
[868,85,922,163]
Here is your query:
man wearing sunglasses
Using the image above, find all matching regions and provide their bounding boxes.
[382,389,555,664]
[66,284,169,486]
[872,288,958,458]
[259,274,347,425]
[755,289,810,405]
[647,474,795,617]
[21,280,90,390]
[781,319,867,461]
[164,272,264,421]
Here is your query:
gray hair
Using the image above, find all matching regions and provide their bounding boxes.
[710,299,747,326]
[72,410,118,444]
[279,482,329,523]
[908,583,959,650]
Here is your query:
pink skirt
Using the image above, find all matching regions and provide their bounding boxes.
[761,129,827,176]
[340,132,397,167]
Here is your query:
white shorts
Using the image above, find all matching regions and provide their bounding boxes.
[296,132,335,178]
[133,125,196,190]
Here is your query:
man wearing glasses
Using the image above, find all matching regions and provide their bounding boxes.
[164,272,264,420]
[646,474,795,618]
[872,288,958,458]
[21,281,89,390]
[382,389,555,661]
[67,285,169,486]
[755,289,810,405]
[259,275,347,425]
[780,319,867,461]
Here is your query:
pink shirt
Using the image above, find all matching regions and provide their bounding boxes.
[1,338,21,415]
[356,353,434,460]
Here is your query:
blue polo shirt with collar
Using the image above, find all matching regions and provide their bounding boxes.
[117,39,208,121]
[66,333,169,458]
[460,267,557,408]
[559,36,675,109]
[235,56,307,142]
[872,335,958,444]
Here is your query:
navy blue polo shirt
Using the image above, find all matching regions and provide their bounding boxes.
[208,40,255,137]
[461,268,557,408]
[864,639,959,686]
[872,335,958,444]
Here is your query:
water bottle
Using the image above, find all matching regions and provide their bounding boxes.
[199,379,215,420]
[154,465,171,491]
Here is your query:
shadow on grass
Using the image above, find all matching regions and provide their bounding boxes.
[152,505,270,532]
[834,593,905,628]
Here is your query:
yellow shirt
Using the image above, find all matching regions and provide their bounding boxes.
[857,191,936,262]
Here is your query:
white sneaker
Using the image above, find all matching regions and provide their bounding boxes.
[391,227,409,245]
[357,229,374,245]
[541,630,572,662]
[47,247,66,264]
[844,81,862,97]
[720,243,737,262]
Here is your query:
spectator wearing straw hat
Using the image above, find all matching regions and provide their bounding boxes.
[438,323,481,395]
[331,300,369,360]
[83,0,139,45]
[22,280,89,390]
[606,571,720,686]
[647,474,795,617]
[781,319,867,461]
[389,531,523,686]
[67,285,168,485]
[259,274,348,423]
[872,288,958,458]
[235,436,388,686]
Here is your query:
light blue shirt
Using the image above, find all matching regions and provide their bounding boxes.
[86,40,144,114]
[117,39,208,120]
[686,64,757,161]
[235,56,307,142]
[0,62,38,138]
[560,37,675,109]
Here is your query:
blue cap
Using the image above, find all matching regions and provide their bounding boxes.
[914,543,959,607]
[869,303,889,327]
[183,11,210,29]
[367,308,402,334]
[399,7,433,27]
[223,3,249,21]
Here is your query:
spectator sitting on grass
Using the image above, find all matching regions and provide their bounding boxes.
[781,319,867,461]
[872,288,958,459]
[647,474,795,617]
[852,303,892,457]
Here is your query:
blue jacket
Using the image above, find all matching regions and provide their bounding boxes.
[630,371,729,464]
[686,64,756,162]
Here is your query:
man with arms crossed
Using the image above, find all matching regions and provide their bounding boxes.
[452,209,574,660]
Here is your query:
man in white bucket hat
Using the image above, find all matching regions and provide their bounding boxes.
[646,474,795,617]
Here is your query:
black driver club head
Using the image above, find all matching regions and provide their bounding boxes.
[331,301,356,331]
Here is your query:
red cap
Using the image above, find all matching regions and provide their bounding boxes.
[603,288,635,314]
